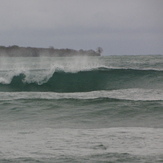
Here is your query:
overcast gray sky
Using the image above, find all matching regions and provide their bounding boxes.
[0,0,163,55]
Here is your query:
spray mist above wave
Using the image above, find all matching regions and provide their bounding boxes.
[0,56,103,71]
[1,55,163,72]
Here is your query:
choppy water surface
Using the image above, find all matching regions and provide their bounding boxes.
[0,55,163,162]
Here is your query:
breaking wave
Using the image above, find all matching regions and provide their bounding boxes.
[0,67,163,92]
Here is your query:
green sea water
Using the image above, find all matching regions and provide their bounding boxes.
[0,55,163,162]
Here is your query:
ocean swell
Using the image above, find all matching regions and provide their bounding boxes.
[0,67,163,92]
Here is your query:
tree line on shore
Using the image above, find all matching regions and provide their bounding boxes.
[0,45,102,57]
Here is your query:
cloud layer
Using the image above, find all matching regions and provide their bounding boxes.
[0,0,163,55]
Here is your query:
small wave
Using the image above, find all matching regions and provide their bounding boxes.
[0,89,163,101]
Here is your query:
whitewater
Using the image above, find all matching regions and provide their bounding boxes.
[0,55,163,162]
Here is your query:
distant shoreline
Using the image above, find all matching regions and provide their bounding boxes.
[0,46,102,57]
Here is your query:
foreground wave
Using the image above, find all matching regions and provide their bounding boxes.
[0,128,163,163]
[0,67,163,92]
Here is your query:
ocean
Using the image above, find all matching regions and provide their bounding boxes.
[0,55,163,163]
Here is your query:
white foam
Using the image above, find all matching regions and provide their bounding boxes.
[0,56,107,85]
[0,69,27,84]
[0,89,163,101]
[0,127,162,159]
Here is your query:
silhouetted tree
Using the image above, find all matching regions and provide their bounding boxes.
[96,47,103,54]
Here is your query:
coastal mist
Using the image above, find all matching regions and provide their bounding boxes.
[0,55,163,163]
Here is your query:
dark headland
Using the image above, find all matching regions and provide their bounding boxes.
[0,45,102,57]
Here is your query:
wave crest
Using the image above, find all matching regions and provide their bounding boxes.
[0,67,163,92]
[0,89,163,101]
